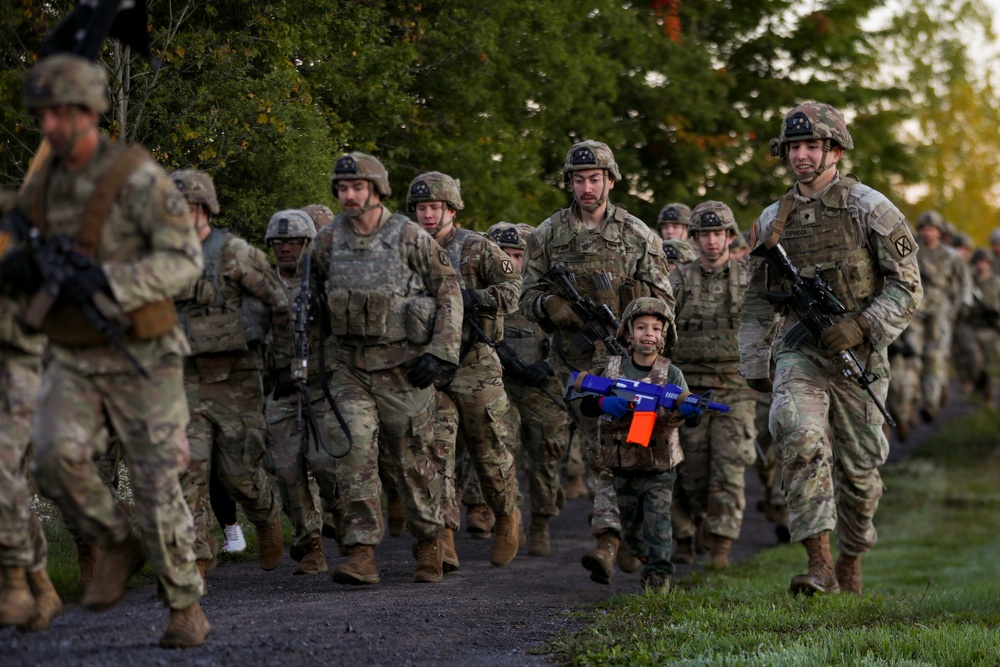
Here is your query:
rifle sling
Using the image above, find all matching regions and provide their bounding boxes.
[762,192,795,250]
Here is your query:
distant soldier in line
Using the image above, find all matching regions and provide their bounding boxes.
[409,172,523,569]
[171,169,289,577]
[310,153,462,585]
[2,54,208,646]
[962,249,1000,401]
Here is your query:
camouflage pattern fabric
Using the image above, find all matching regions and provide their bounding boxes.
[614,470,677,581]
[19,137,204,610]
[913,243,966,412]
[752,390,787,524]
[430,390,460,531]
[561,424,586,479]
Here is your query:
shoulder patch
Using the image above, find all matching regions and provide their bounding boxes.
[526,233,545,260]
[886,223,916,262]
[437,248,451,266]
[500,258,514,274]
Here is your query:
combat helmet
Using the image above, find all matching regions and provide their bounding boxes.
[514,223,536,246]
[563,140,621,181]
[265,209,317,242]
[618,296,677,352]
[23,53,108,114]
[407,172,464,212]
[301,203,334,229]
[657,203,692,228]
[916,210,944,230]
[690,201,739,235]
[770,101,854,159]
[170,170,220,214]
[330,152,391,197]
[487,221,525,250]
[972,249,991,264]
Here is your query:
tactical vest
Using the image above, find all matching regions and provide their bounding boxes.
[773,176,878,319]
[671,259,746,368]
[324,214,436,346]
[176,230,249,355]
[503,311,543,366]
[598,355,684,473]
[446,227,500,342]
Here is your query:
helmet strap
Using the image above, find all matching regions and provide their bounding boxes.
[577,173,609,213]
[346,185,379,218]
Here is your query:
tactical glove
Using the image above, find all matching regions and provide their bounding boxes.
[820,314,871,354]
[597,395,630,419]
[0,248,43,295]
[406,353,442,389]
[679,400,703,427]
[521,361,554,388]
[544,296,580,329]
[60,265,112,306]
[461,289,482,313]
[746,377,773,393]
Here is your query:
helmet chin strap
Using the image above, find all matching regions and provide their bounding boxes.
[346,187,379,218]
[794,139,833,185]
[577,173,609,213]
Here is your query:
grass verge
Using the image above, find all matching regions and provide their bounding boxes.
[546,408,1000,667]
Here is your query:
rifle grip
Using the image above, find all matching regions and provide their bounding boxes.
[626,411,657,448]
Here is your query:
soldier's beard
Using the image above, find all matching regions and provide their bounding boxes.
[577,183,608,213]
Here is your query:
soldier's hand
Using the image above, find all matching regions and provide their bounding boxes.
[544,296,580,328]
[746,377,773,393]
[820,314,871,354]
[406,353,442,389]
[60,265,112,305]
[0,248,43,295]
[522,361,554,387]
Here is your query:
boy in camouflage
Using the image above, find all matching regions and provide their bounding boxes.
[570,297,699,590]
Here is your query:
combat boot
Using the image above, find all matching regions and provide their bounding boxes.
[563,475,588,500]
[82,533,146,612]
[490,508,521,567]
[254,517,284,571]
[836,552,862,595]
[0,566,35,626]
[16,567,63,632]
[710,536,733,568]
[331,545,380,585]
[159,602,211,649]
[75,539,100,596]
[581,530,619,585]
[387,496,407,537]
[616,545,642,573]
[641,572,670,593]
[528,514,551,557]
[292,537,328,575]
[413,535,444,583]
[441,528,460,573]
[465,504,495,538]
[672,537,694,565]
[789,533,840,596]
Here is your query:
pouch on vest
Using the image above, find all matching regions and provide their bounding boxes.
[364,291,391,338]
[327,290,349,336]
[186,306,247,355]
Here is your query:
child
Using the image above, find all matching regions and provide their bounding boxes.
[574,296,700,591]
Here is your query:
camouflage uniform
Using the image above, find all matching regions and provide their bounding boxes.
[751,390,788,538]
[520,141,674,542]
[670,201,756,564]
[885,325,920,440]
[172,171,288,567]
[739,103,922,594]
[959,250,1000,399]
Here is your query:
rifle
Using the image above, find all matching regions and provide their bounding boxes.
[971,286,1000,329]
[751,241,896,427]
[464,315,566,411]
[1,208,148,377]
[543,266,627,357]
[564,371,728,447]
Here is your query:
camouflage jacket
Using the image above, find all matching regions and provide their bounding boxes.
[0,294,45,357]
[916,242,968,319]
[14,137,202,375]
[739,172,923,379]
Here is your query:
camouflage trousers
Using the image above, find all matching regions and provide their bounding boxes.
[954,323,1000,387]
[31,355,202,609]
[910,308,953,412]
[309,363,442,545]
[439,344,519,518]
[181,365,279,561]
[886,350,919,428]
[677,389,756,540]
[265,393,327,550]
[614,470,676,579]
[561,423,586,478]
[0,351,47,569]
[770,341,889,556]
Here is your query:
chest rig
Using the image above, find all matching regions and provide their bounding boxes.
[671,259,746,366]
[772,176,878,319]
[324,214,436,346]
[598,355,684,472]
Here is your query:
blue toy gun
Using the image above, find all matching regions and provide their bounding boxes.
[564,371,729,447]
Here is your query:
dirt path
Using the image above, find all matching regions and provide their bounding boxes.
[1,392,971,666]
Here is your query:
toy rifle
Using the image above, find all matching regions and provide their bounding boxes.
[564,371,728,447]
[544,266,626,357]
[750,240,896,427]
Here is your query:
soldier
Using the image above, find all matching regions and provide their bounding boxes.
[0,54,208,646]
[519,140,673,583]
[911,211,966,422]
[729,230,750,261]
[657,204,698,269]
[262,209,330,574]
[310,153,462,585]
[739,101,922,595]
[669,201,756,567]
[964,249,1000,401]
[171,169,288,577]
[487,221,571,557]
[408,172,523,568]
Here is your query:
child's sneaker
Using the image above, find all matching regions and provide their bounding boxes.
[221,523,246,554]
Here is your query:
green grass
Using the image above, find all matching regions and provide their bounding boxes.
[546,408,1000,667]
